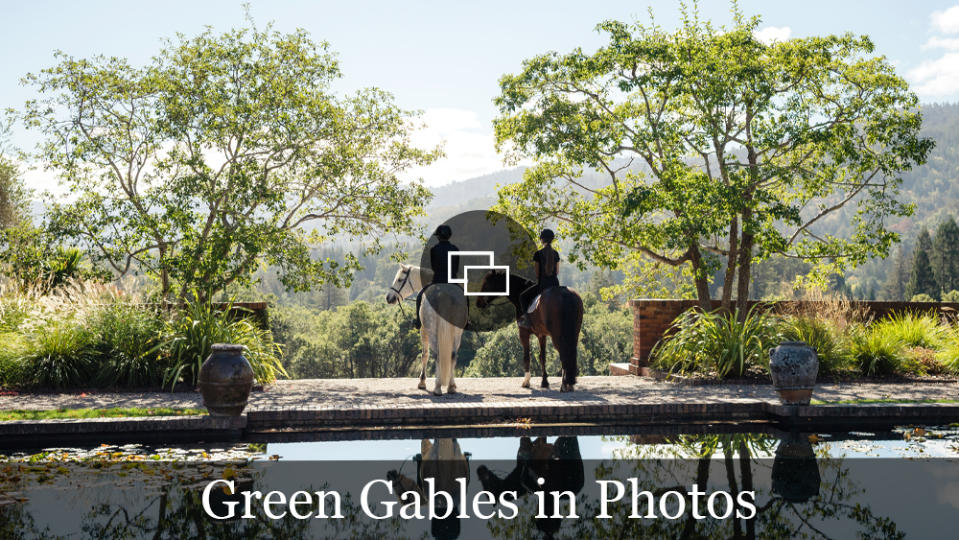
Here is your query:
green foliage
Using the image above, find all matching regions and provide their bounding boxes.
[936,328,959,373]
[0,226,101,291]
[780,316,854,376]
[932,217,959,293]
[651,307,781,378]
[0,283,284,390]
[850,325,907,377]
[464,325,527,377]
[873,312,945,349]
[90,303,166,387]
[160,300,285,389]
[910,293,935,302]
[492,3,931,307]
[0,407,205,421]
[906,228,939,300]
[943,290,959,302]
[0,156,28,230]
[19,318,98,389]
[273,301,422,379]
[0,332,27,387]
[23,21,439,303]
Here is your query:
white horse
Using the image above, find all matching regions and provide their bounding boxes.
[386,264,467,395]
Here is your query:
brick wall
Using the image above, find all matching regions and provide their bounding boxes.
[629,299,959,375]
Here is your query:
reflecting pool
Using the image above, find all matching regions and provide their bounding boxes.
[1,425,958,539]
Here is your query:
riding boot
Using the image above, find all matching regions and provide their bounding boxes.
[413,290,423,329]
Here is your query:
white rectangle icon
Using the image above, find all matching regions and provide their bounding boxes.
[448,251,510,296]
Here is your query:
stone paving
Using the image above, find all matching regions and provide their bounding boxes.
[1,376,956,412]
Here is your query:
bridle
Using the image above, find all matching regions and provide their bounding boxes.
[389,267,415,317]
[389,267,414,298]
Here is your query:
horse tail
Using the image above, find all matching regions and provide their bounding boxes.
[558,289,583,386]
[437,318,455,387]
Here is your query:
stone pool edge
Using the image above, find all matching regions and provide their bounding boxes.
[3,401,958,447]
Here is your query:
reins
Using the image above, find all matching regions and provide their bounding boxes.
[389,267,415,318]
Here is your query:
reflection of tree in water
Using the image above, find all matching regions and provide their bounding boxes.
[1,461,414,540]
[570,433,903,540]
[478,436,585,540]
[0,502,53,540]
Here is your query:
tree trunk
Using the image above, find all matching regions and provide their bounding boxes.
[689,244,713,311]
[735,215,754,320]
[721,217,739,312]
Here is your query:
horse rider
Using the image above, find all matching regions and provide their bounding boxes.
[414,225,460,329]
[519,229,561,327]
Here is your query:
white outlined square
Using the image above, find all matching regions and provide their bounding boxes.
[448,251,510,296]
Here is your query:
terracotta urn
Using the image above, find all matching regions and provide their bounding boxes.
[769,341,818,405]
[198,344,254,416]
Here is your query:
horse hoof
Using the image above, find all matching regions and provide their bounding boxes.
[560,384,573,393]
[433,389,442,396]
[418,381,427,390]
[541,380,549,389]
[447,386,457,394]
[521,381,530,389]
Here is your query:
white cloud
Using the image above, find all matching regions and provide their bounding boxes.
[908,52,959,97]
[404,107,508,187]
[754,26,791,44]
[922,36,959,50]
[931,6,959,34]
[908,6,959,99]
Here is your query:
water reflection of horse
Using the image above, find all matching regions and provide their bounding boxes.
[386,264,467,395]
[477,436,584,538]
[387,438,470,540]
[476,271,583,391]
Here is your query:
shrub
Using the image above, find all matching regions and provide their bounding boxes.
[873,312,945,349]
[160,299,286,389]
[19,319,98,389]
[910,293,936,302]
[943,290,959,303]
[850,325,906,377]
[651,306,781,378]
[90,302,167,387]
[780,316,854,376]
[937,328,959,373]
[0,332,27,388]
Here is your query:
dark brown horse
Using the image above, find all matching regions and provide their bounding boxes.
[476,270,583,391]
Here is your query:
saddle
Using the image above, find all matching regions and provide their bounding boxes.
[526,294,542,314]
[525,286,568,314]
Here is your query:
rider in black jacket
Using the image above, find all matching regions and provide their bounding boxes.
[414,225,460,329]
[519,229,560,326]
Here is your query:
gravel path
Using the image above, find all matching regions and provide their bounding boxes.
[1,376,956,412]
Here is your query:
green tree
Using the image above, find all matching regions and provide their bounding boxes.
[932,216,959,294]
[22,23,439,303]
[906,227,938,300]
[0,160,26,230]
[0,119,29,231]
[492,4,932,313]
[881,244,911,300]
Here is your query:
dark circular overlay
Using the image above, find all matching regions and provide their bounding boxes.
[418,210,537,332]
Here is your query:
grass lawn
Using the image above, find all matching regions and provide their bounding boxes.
[810,398,959,405]
[0,407,207,421]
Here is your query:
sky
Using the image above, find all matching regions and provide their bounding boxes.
[3,0,959,190]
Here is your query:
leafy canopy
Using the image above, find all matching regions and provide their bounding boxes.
[22,22,440,302]
[493,5,932,308]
